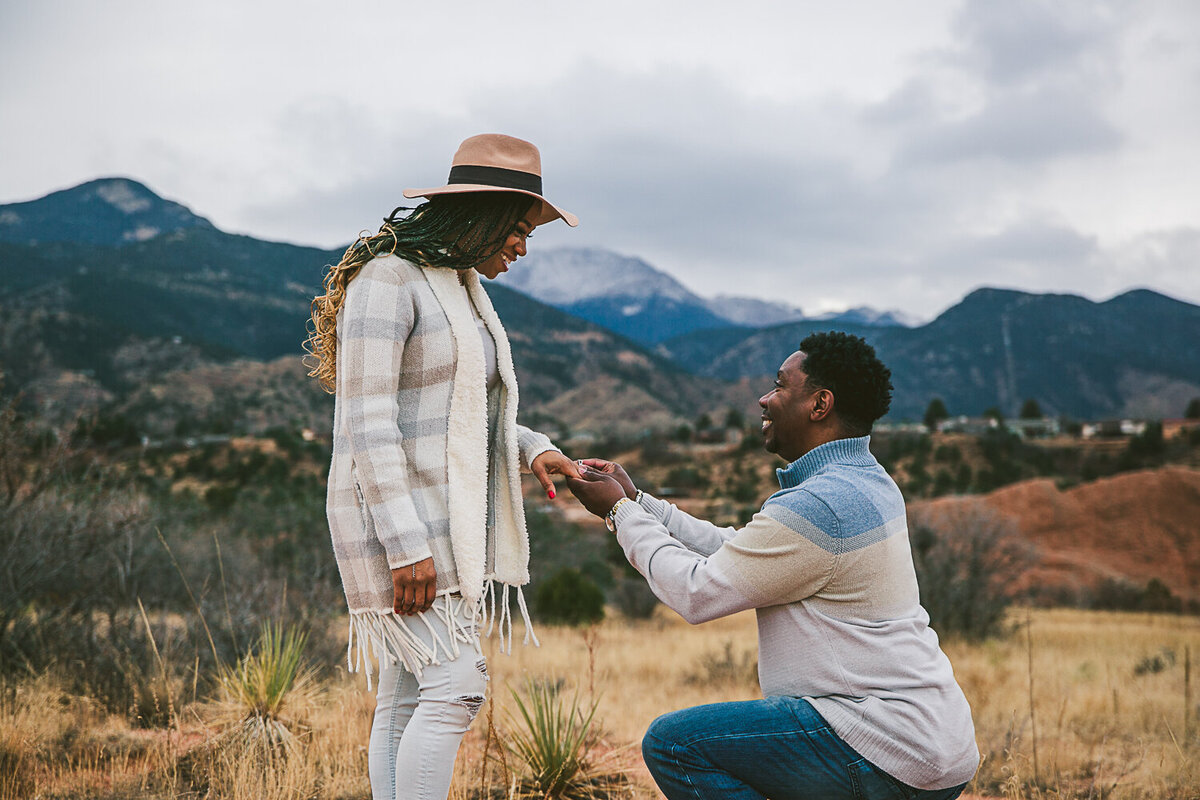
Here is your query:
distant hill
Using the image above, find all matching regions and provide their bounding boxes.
[0,178,215,245]
[916,466,1200,603]
[0,179,732,436]
[661,287,1200,420]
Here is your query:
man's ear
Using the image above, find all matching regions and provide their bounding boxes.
[811,389,835,421]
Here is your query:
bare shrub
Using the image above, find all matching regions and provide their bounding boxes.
[532,568,605,627]
[908,503,1035,641]
[685,641,758,687]
[1133,647,1176,677]
[0,409,195,723]
[611,577,658,620]
[0,404,338,725]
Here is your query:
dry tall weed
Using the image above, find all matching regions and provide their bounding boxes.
[6,607,1200,799]
[0,693,36,800]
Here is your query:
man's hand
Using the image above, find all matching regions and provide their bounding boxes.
[565,469,629,519]
[531,450,583,499]
[392,557,437,616]
[577,458,638,499]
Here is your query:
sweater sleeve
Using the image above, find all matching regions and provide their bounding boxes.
[612,499,836,624]
[340,259,432,569]
[516,424,559,473]
[637,492,738,556]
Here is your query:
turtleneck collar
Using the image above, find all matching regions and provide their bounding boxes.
[775,435,875,489]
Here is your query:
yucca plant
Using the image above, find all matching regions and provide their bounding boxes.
[212,622,320,761]
[505,680,603,798]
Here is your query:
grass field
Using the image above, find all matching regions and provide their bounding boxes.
[3,607,1198,799]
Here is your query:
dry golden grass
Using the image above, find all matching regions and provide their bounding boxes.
[3,607,1198,799]
[948,608,1200,799]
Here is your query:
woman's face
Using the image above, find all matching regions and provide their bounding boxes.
[474,210,537,280]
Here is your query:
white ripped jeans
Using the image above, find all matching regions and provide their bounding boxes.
[367,600,489,800]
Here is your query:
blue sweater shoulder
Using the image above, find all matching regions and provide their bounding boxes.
[764,461,905,544]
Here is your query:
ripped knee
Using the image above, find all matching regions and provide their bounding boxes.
[453,693,486,722]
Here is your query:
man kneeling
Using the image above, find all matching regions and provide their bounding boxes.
[567,332,978,800]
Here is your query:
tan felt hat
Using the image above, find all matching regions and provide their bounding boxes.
[403,133,579,228]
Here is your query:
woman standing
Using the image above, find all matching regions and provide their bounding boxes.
[306,134,581,800]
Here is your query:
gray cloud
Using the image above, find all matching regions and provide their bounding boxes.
[926,220,1100,285]
[901,88,1122,163]
[1,0,1197,321]
[951,0,1128,87]
[1107,227,1200,303]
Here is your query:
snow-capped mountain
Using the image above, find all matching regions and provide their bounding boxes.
[502,247,702,305]
[705,294,806,327]
[813,306,923,328]
[505,247,912,344]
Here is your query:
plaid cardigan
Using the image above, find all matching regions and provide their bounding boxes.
[326,255,557,676]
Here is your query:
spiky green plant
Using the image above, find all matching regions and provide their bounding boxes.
[506,680,601,798]
[213,622,319,760]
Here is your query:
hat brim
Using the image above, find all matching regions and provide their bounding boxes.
[402,184,579,228]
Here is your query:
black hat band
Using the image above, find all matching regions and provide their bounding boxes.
[447,165,543,196]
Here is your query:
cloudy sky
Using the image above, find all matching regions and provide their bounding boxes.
[2,0,1198,320]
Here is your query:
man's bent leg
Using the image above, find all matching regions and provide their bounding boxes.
[642,697,935,800]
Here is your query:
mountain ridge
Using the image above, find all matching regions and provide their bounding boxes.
[661,284,1200,419]
[0,177,215,246]
[0,181,735,436]
[3,178,1197,426]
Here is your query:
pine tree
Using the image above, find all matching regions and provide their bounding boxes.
[1019,398,1043,419]
[923,398,949,431]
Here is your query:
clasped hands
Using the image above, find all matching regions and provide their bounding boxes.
[390,454,636,617]
[563,458,638,518]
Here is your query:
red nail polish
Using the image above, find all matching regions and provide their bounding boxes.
[548,489,556,499]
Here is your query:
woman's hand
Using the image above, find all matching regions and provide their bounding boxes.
[577,458,638,499]
[530,451,583,499]
[565,469,630,520]
[392,557,437,616]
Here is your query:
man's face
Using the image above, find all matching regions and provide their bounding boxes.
[758,351,814,462]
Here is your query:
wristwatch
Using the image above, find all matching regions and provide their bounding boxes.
[605,497,632,532]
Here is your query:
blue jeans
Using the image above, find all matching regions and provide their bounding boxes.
[642,697,968,800]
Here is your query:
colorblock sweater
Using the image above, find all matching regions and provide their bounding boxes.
[612,436,979,791]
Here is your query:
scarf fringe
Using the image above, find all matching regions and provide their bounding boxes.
[346,583,539,687]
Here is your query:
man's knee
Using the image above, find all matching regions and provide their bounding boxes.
[642,709,690,765]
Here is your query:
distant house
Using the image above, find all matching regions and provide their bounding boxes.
[1004,418,1061,438]
[1081,419,1147,439]
[937,416,1001,436]
[873,422,928,434]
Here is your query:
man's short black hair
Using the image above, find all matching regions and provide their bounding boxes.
[798,331,893,436]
